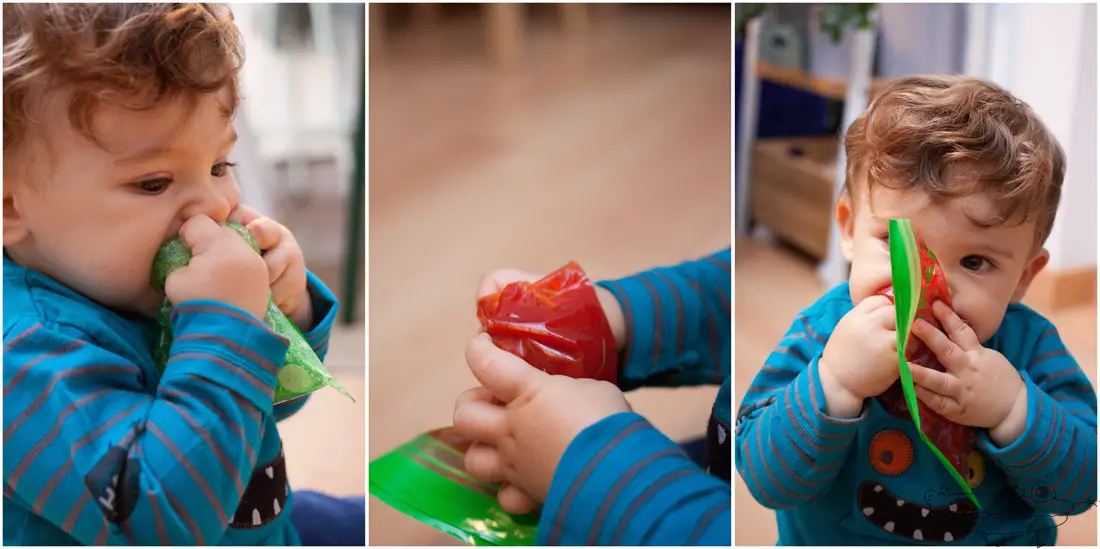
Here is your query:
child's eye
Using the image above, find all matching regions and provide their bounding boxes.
[960,255,994,272]
[211,161,238,177]
[135,178,172,195]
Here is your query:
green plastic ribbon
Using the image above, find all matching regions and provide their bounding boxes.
[151,221,352,404]
[369,428,538,546]
[889,219,979,509]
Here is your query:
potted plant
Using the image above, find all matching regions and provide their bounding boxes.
[737,3,878,80]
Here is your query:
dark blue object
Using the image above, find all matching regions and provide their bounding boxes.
[291,490,366,546]
[735,37,837,144]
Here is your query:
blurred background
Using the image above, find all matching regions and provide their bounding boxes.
[368,2,731,544]
[734,3,1097,545]
[226,2,365,499]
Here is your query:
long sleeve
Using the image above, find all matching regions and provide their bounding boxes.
[536,412,730,546]
[3,301,289,545]
[596,248,730,391]
[978,321,1098,516]
[734,305,867,510]
[273,271,339,422]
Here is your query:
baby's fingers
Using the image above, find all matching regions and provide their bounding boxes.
[228,204,264,228]
[464,442,507,483]
[247,216,291,252]
[498,482,539,515]
[453,387,508,443]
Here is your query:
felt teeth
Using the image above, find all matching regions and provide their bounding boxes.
[913,529,923,541]
[862,507,874,516]
[884,521,895,533]
[266,467,274,479]
[252,509,261,526]
[274,499,282,515]
[944,532,954,542]
[921,507,930,517]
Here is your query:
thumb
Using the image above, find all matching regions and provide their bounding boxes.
[177,215,222,255]
[465,333,547,403]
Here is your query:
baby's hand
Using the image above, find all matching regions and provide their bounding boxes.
[165,215,269,319]
[819,295,899,417]
[453,333,631,505]
[908,301,1026,434]
[229,205,313,330]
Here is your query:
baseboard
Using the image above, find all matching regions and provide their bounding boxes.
[1023,266,1097,312]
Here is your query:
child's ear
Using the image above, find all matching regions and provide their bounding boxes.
[835,192,856,262]
[1011,248,1050,303]
[3,187,30,246]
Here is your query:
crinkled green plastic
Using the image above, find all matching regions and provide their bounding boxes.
[889,219,978,509]
[369,428,538,546]
[151,221,352,404]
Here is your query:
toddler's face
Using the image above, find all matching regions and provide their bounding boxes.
[837,182,1049,343]
[4,89,242,317]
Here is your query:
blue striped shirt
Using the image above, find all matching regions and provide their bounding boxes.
[3,254,337,545]
[735,282,1098,545]
[535,248,732,545]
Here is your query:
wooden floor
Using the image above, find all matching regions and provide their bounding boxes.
[368,6,731,545]
[734,237,1098,546]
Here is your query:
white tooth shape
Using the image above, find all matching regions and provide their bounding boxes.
[896,499,905,507]
[921,508,930,517]
[266,467,274,479]
[274,499,282,515]
[252,508,262,526]
[944,532,954,542]
[717,425,727,444]
[863,507,874,516]
[949,503,958,512]
[884,521,895,533]
[874,485,884,493]
[913,529,923,541]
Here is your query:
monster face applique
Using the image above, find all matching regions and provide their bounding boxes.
[229,445,289,530]
[858,429,982,543]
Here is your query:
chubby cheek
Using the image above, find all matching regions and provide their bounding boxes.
[62,234,166,315]
[946,296,1006,344]
[847,251,894,305]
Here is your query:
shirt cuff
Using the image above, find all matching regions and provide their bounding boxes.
[536,412,724,545]
[300,270,339,359]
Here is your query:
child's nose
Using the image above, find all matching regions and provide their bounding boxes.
[184,186,233,225]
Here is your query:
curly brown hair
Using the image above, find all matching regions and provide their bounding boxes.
[3,3,243,157]
[844,75,1065,247]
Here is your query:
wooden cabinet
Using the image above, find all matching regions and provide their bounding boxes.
[750,137,839,260]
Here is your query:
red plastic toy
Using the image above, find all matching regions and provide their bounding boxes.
[476,262,618,383]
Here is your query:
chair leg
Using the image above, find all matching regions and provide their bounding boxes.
[485,3,524,66]
[559,3,589,35]
[368,3,386,61]
[412,3,442,28]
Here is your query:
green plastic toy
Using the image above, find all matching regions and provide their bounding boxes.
[889,218,980,509]
[151,221,352,404]
[369,428,538,546]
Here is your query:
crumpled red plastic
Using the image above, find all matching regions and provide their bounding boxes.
[476,262,618,383]
[877,237,977,482]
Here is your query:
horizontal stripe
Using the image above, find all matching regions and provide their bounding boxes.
[5,364,138,444]
[3,339,85,398]
[175,333,278,376]
[169,352,273,397]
